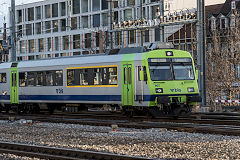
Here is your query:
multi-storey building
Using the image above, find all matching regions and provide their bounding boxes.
[15,0,174,61]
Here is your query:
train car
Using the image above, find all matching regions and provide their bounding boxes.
[0,45,201,116]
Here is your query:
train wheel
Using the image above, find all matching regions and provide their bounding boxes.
[48,106,55,114]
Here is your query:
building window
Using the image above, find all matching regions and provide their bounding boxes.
[28,39,35,53]
[82,0,88,13]
[60,2,66,16]
[26,24,32,35]
[93,0,100,11]
[61,53,67,57]
[28,7,34,21]
[20,41,25,54]
[71,17,78,30]
[73,0,80,14]
[61,19,66,31]
[115,31,122,46]
[127,0,135,6]
[45,21,51,33]
[230,16,236,28]
[128,30,135,44]
[17,10,22,23]
[155,28,160,41]
[17,25,23,37]
[28,56,35,60]
[232,1,236,10]
[124,9,132,21]
[102,0,108,10]
[52,3,58,17]
[152,5,160,19]
[95,32,99,47]
[210,18,216,30]
[36,22,41,34]
[85,33,91,48]
[221,18,226,29]
[38,38,44,52]
[63,36,69,50]
[36,6,41,20]
[93,14,100,27]
[102,13,108,26]
[145,30,149,43]
[47,37,52,51]
[114,11,118,23]
[45,5,51,18]
[55,37,59,51]
[82,16,88,28]
[73,34,81,49]
[53,20,58,32]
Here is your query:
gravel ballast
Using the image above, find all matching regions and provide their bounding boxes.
[0,120,239,159]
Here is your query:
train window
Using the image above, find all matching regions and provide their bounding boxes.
[128,68,132,84]
[124,68,127,84]
[19,72,27,87]
[67,66,118,86]
[0,73,7,83]
[36,72,43,86]
[55,70,63,86]
[94,68,103,85]
[109,67,117,85]
[45,71,54,86]
[19,70,63,87]
[28,72,36,86]
[67,69,75,86]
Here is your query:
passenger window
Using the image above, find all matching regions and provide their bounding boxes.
[94,68,103,85]
[28,72,36,86]
[67,66,118,86]
[19,72,27,87]
[67,69,75,86]
[19,70,63,87]
[0,73,7,83]
[36,72,43,86]
[46,71,54,86]
[80,69,88,85]
[109,67,117,85]
[55,70,63,86]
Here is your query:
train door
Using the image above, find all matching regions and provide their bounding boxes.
[122,64,134,106]
[10,67,19,104]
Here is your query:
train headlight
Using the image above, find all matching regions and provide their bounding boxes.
[166,51,173,56]
[156,88,163,93]
[188,87,195,92]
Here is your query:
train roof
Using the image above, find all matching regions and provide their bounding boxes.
[0,52,144,69]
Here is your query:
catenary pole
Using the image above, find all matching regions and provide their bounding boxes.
[197,0,206,106]
[10,0,16,62]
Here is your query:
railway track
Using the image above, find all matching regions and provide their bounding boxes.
[0,142,151,160]
[1,111,240,136]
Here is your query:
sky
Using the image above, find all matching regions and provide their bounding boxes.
[0,0,227,30]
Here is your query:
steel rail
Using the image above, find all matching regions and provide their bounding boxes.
[0,142,151,160]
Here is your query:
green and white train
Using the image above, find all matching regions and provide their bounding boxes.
[0,46,201,115]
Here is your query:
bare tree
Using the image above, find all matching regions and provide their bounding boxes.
[207,17,240,111]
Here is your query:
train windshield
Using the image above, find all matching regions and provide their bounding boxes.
[148,58,194,81]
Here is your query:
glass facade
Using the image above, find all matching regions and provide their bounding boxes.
[15,0,162,61]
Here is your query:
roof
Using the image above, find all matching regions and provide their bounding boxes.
[17,54,125,69]
[219,0,239,16]
[167,3,224,41]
